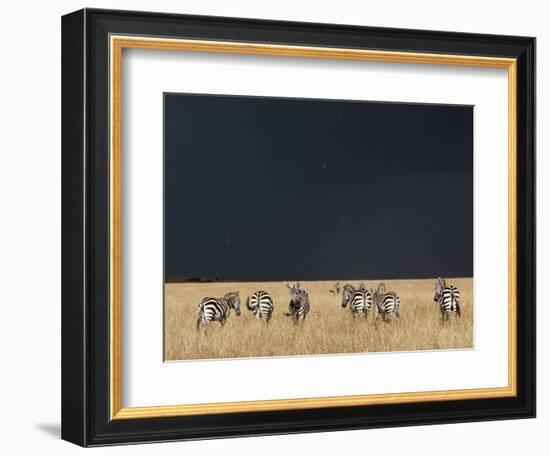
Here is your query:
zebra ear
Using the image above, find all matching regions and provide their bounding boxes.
[286,283,292,290]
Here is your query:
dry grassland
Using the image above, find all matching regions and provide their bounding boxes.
[164,278,473,361]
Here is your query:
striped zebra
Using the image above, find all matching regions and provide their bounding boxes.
[434,277,461,321]
[284,283,310,325]
[341,283,373,318]
[196,291,241,330]
[373,283,400,322]
[246,290,275,322]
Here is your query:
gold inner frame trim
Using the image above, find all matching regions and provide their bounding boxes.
[109,35,518,420]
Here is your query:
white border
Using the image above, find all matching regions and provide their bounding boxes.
[121,49,509,407]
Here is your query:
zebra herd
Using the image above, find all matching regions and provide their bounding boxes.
[332,281,400,321]
[195,277,461,330]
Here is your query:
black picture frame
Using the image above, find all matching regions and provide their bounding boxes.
[62,8,535,447]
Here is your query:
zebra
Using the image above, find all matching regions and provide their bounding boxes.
[196,291,241,330]
[340,284,361,317]
[284,283,310,325]
[246,290,275,322]
[373,283,400,322]
[344,282,374,318]
[434,277,461,321]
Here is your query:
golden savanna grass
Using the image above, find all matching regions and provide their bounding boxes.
[164,278,473,361]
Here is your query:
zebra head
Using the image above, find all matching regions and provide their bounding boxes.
[434,277,446,302]
[287,283,301,302]
[341,284,355,308]
[225,291,241,316]
[287,283,308,311]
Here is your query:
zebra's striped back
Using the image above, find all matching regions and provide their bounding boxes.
[353,284,374,317]
[373,283,400,321]
[434,278,461,321]
[196,291,241,329]
[247,290,275,321]
[341,283,373,317]
[286,283,310,325]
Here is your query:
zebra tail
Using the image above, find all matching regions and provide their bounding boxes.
[196,313,206,330]
[196,300,206,330]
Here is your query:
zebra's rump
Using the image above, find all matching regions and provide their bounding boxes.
[247,291,274,319]
[375,292,400,317]
[350,289,373,314]
[439,287,461,314]
[197,297,228,322]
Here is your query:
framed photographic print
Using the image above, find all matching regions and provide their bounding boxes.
[163,93,475,361]
[61,8,536,446]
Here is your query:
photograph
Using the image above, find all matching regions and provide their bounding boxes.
[58,5,536,447]
[164,93,474,361]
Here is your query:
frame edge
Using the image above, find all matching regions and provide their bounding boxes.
[61,8,88,448]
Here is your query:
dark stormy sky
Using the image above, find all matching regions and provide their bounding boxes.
[164,93,473,281]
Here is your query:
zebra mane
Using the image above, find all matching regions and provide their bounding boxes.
[434,278,446,300]
[342,284,355,296]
